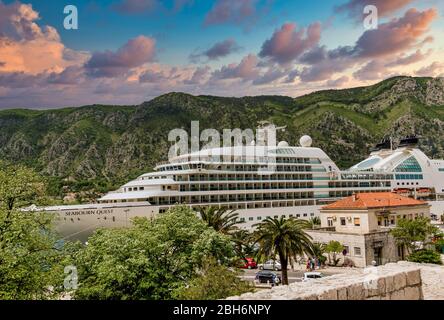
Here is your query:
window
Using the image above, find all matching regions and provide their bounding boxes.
[257,216,262,221]
[340,217,346,226]
[249,217,254,221]
[343,246,349,255]
[303,213,308,217]
[274,215,279,218]
[354,217,361,226]
[327,218,333,227]
[395,157,422,173]
[296,214,301,218]
[354,247,361,256]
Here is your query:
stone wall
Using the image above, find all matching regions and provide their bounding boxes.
[227,262,423,300]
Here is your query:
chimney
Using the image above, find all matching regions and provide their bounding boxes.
[352,193,357,202]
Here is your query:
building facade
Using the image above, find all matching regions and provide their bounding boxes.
[307,192,431,267]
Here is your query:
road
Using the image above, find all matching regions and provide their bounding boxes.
[239,268,344,284]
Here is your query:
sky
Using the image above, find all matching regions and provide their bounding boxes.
[0,0,443,109]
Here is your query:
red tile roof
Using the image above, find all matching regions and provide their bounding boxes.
[322,192,427,210]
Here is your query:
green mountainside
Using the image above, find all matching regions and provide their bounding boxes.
[1,76,444,200]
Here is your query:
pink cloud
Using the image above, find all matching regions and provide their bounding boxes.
[336,0,414,21]
[386,49,432,67]
[326,76,349,87]
[204,0,258,26]
[211,54,260,81]
[354,8,438,58]
[189,39,242,62]
[259,22,322,65]
[415,62,444,77]
[85,36,156,78]
[0,2,88,75]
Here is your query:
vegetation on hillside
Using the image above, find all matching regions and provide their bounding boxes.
[1,76,444,201]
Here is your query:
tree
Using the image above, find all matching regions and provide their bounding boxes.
[174,259,252,300]
[311,243,327,266]
[306,217,321,229]
[253,217,313,285]
[391,217,440,254]
[71,206,237,300]
[198,206,241,234]
[230,229,254,258]
[0,162,64,299]
[407,249,442,265]
[325,241,344,266]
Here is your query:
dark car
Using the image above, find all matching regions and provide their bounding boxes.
[255,270,281,286]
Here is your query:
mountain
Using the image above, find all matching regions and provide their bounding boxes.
[1,76,444,200]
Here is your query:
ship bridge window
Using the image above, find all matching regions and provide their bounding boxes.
[395,157,422,172]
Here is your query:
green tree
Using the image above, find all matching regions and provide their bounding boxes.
[174,259,253,300]
[407,249,442,265]
[71,206,236,300]
[306,217,321,229]
[311,243,327,266]
[198,206,241,234]
[325,241,344,266]
[391,217,440,254]
[253,217,313,285]
[0,162,64,300]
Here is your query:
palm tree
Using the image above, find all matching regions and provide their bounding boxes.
[253,217,314,285]
[198,206,241,234]
[306,217,321,229]
[310,242,327,267]
[230,229,259,263]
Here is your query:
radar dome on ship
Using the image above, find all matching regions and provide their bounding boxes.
[278,141,289,147]
[299,135,313,147]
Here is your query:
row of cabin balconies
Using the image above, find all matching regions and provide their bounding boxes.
[178,174,324,182]
[329,181,392,188]
[179,182,316,192]
[150,193,316,205]
[153,197,316,208]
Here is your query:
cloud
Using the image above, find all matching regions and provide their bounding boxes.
[353,8,437,59]
[336,0,414,21]
[385,49,432,67]
[326,76,349,87]
[353,60,386,81]
[113,0,157,14]
[259,22,322,66]
[47,66,85,85]
[211,54,260,81]
[415,62,444,77]
[189,39,242,62]
[184,66,211,85]
[204,0,259,26]
[252,66,286,85]
[296,8,437,82]
[0,2,88,75]
[85,36,156,78]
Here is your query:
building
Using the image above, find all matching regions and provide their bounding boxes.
[307,192,431,267]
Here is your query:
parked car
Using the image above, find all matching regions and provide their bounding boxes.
[302,272,324,282]
[255,270,281,286]
[258,260,282,271]
[240,257,257,269]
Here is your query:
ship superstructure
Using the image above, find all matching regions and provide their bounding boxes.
[39,136,444,241]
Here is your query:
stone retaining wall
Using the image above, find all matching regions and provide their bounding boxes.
[227,262,423,300]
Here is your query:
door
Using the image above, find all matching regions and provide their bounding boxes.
[374,247,382,265]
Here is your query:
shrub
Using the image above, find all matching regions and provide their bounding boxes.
[407,249,442,265]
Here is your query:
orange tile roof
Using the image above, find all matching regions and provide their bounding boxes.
[322,192,428,210]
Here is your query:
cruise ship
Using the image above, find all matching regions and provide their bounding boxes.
[38,131,444,242]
